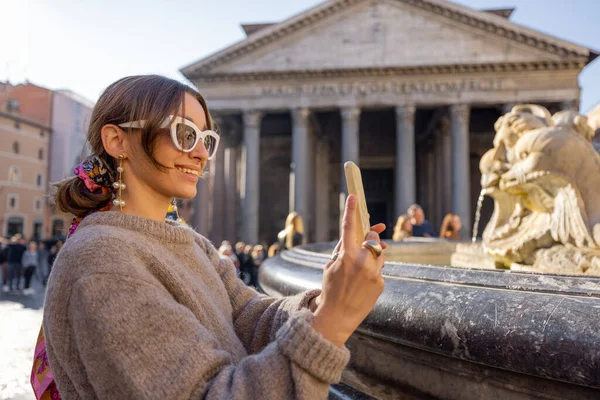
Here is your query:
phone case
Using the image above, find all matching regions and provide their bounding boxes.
[344,161,371,243]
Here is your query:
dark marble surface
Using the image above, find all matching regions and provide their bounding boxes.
[261,242,600,398]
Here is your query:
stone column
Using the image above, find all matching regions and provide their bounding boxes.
[340,107,361,224]
[340,107,361,191]
[210,115,226,244]
[450,104,471,237]
[395,105,416,218]
[242,110,262,244]
[193,175,210,236]
[291,108,312,237]
[224,146,237,243]
[440,117,453,215]
[315,139,330,242]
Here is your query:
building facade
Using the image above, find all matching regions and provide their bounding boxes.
[0,111,51,239]
[0,83,93,240]
[182,0,597,245]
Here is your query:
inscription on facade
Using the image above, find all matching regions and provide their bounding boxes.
[262,79,503,97]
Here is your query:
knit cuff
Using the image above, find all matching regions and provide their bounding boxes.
[294,289,321,311]
[276,309,350,383]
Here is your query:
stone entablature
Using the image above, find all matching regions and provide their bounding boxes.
[199,69,581,111]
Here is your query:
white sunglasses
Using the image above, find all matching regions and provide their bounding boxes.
[118,115,220,159]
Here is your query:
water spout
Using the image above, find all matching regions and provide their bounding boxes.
[472,189,486,243]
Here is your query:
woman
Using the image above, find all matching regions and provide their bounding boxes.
[33,75,386,400]
[277,211,305,251]
[21,241,39,295]
[392,214,412,241]
[440,213,462,240]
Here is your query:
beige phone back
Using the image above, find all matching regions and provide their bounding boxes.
[344,161,371,243]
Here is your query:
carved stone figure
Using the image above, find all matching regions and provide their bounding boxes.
[479,105,600,274]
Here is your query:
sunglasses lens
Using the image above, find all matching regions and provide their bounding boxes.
[203,134,218,158]
[175,123,196,151]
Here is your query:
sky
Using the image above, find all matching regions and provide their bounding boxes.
[1,0,599,112]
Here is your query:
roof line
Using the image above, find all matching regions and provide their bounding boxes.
[0,111,52,131]
[180,0,594,78]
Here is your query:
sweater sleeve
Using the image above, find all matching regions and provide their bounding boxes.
[196,236,322,354]
[69,274,349,400]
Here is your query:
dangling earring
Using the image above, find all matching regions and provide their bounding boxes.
[171,198,182,223]
[112,154,126,211]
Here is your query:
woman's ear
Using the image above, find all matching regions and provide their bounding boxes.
[101,124,127,158]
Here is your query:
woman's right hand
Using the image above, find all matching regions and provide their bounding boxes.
[312,194,386,347]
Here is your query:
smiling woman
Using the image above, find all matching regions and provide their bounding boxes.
[31,74,388,400]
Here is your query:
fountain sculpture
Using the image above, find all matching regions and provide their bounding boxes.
[453,105,600,275]
[260,105,600,399]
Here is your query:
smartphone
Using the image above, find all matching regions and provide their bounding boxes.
[344,161,371,243]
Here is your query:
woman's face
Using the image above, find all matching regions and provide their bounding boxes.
[402,219,412,233]
[125,93,209,201]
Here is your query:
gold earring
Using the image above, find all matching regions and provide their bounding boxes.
[112,154,126,210]
[171,198,182,223]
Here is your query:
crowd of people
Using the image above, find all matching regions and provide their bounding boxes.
[392,203,463,241]
[217,211,306,289]
[2,206,457,296]
[0,234,63,295]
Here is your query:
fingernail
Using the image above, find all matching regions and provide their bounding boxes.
[347,195,356,206]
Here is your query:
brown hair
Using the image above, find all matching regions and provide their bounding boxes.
[54,75,213,217]
[392,214,411,242]
[283,212,305,249]
[440,213,461,240]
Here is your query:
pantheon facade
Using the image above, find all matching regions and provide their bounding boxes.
[181,0,597,245]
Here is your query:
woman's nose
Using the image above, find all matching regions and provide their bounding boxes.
[191,138,209,161]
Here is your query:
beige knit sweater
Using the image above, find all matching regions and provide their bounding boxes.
[43,211,349,399]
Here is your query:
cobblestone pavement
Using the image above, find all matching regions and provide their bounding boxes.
[0,279,45,400]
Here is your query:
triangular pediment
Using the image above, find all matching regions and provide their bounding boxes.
[181,0,594,78]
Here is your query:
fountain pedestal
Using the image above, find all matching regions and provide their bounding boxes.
[261,242,600,400]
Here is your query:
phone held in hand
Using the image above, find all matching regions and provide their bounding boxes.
[344,161,371,243]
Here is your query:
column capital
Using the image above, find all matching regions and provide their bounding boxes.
[395,105,416,121]
[450,104,471,122]
[243,110,263,129]
[341,107,361,124]
[291,108,311,122]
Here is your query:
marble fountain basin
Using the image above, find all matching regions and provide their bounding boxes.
[260,239,600,400]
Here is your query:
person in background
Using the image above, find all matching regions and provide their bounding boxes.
[277,212,305,252]
[21,241,39,295]
[251,245,267,287]
[1,238,8,292]
[440,213,463,240]
[46,240,63,284]
[7,234,27,293]
[267,243,280,258]
[407,204,436,238]
[392,215,412,241]
[243,244,257,287]
[37,242,50,285]
[218,243,240,278]
[235,242,251,284]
